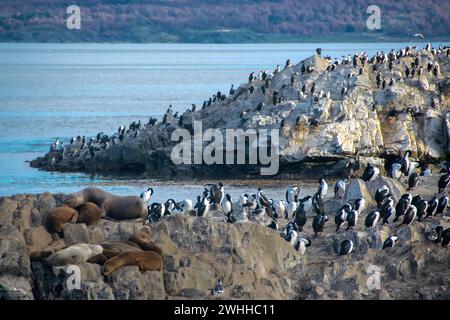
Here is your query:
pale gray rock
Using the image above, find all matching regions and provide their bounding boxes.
[63,223,90,246]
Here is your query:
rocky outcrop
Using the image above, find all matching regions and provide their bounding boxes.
[0,176,449,300]
[0,192,301,300]
[30,46,450,179]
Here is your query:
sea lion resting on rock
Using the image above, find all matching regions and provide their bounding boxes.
[103,251,163,275]
[45,243,103,266]
[64,187,147,220]
[76,202,102,225]
[128,226,163,256]
[46,206,78,234]
[87,240,143,265]
[29,248,56,261]
[100,240,142,257]
[88,227,163,265]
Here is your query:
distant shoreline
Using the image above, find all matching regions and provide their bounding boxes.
[0,33,450,44]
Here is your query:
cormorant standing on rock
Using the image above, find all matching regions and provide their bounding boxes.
[301,84,306,94]
[140,188,153,204]
[433,65,439,78]
[318,178,328,199]
[286,186,300,203]
[310,83,315,95]
[267,220,278,230]
[414,198,427,221]
[285,59,291,68]
[393,197,410,222]
[390,162,402,179]
[312,214,328,237]
[382,236,398,249]
[272,91,279,105]
[339,239,353,255]
[438,168,450,193]
[375,185,390,208]
[294,238,311,255]
[197,196,210,217]
[312,192,324,215]
[407,172,419,190]
[229,84,235,95]
[365,211,380,229]
[436,196,449,216]
[398,204,417,227]
[335,207,347,232]
[346,209,358,230]
[334,178,346,199]
[294,205,307,231]
[212,279,224,295]
[194,196,202,210]
[354,198,366,213]
[426,196,438,218]
[361,163,379,182]
[248,72,255,82]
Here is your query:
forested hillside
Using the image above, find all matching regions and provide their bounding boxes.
[0,0,448,42]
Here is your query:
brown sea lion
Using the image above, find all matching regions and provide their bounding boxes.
[99,240,142,258]
[87,240,143,265]
[64,187,147,220]
[76,202,102,225]
[46,206,78,234]
[87,254,108,265]
[103,251,163,275]
[128,226,163,256]
[29,248,56,261]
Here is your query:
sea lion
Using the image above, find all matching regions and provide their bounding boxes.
[99,240,143,258]
[128,226,163,256]
[64,187,147,220]
[29,248,56,261]
[45,243,103,266]
[87,240,143,265]
[46,206,78,234]
[87,254,108,265]
[103,251,163,275]
[76,202,102,225]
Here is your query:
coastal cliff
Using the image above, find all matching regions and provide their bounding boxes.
[31,46,450,178]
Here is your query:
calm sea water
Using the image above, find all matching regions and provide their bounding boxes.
[1,42,447,200]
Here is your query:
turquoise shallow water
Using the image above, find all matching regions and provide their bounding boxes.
[0,42,448,199]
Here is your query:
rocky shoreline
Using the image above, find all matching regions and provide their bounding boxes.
[0,175,449,300]
[30,45,450,179]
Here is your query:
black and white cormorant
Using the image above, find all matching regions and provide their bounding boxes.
[382,235,398,249]
[339,239,353,255]
[365,210,380,229]
[361,163,380,182]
